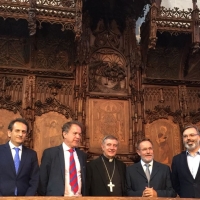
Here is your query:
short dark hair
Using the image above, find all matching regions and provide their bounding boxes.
[61,120,83,138]
[102,135,118,144]
[8,118,29,133]
[136,138,153,150]
[183,124,200,135]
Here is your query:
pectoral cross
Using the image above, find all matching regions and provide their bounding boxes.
[108,181,115,192]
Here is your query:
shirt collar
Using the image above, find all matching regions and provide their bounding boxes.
[62,142,75,151]
[141,159,153,167]
[9,141,22,151]
[186,148,200,156]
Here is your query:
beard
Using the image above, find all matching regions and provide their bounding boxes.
[184,140,199,151]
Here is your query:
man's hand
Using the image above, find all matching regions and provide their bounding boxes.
[142,187,157,197]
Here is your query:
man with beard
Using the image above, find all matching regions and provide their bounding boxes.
[86,135,126,196]
[126,138,176,197]
[171,125,200,198]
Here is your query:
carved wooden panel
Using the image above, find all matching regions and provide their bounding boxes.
[34,112,71,163]
[0,109,21,145]
[144,86,179,112]
[187,87,200,112]
[87,99,130,153]
[145,118,181,166]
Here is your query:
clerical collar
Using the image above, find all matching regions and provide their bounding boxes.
[102,154,114,162]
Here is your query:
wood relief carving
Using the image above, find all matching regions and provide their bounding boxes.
[87,99,129,153]
[0,109,21,145]
[35,78,74,109]
[0,37,28,67]
[145,119,181,166]
[145,105,182,127]
[185,51,200,80]
[0,75,23,114]
[89,49,127,94]
[146,47,181,79]
[144,86,179,112]
[0,0,83,37]
[34,112,71,163]
[33,29,75,70]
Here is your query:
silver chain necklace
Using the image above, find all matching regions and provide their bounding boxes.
[101,156,115,192]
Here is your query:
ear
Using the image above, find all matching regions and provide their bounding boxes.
[101,143,104,151]
[7,130,11,138]
[136,149,140,156]
[62,131,67,138]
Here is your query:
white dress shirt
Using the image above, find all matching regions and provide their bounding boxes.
[9,141,22,160]
[187,149,200,179]
[141,159,153,175]
[63,142,82,196]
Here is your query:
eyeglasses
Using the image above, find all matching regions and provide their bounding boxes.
[183,134,199,139]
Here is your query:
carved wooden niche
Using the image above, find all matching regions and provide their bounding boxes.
[145,118,181,166]
[87,99,129,154]
[33,112,72,164]
[0,109,21,145]
[89,49,127,94]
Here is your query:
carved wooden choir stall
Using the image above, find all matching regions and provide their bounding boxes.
[0,0,200,165]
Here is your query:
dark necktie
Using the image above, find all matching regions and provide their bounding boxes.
[145,163,151,186]
[69,149,78,194]
[13,147,20,195]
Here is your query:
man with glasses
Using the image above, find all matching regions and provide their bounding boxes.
[171,125,200,198]
[126,138,176,197]
[38,121,87,196]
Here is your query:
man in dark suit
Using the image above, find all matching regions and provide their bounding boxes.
[86,135,126,196]
[171,125,200,198]
[38,121,87,196]
[126,138,176,197]
[0,118,39,196]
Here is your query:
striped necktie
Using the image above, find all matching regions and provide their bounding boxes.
[69,148,78,194]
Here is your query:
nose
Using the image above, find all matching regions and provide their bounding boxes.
[18,131,23,136]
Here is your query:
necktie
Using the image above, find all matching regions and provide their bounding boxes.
[69,149,78,194]
[13,147,20,195]
[14,147,20,173]
[145,163,151,184]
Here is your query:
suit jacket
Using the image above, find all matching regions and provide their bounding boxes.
[0,142,39,196]
[126,160,176,197]
[171,151,200,198]
[38,144,87,196]
[86,156,126,196]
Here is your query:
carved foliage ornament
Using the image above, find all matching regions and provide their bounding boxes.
[145,105,182,125]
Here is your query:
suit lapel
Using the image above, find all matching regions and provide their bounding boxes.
[136,162,147,179]
[58,145,65,183]
[181,152,194,180]
[150,161,159,180]
[17,145,28,176]
[95,156,110,193]
[4,143,16,175]
[76,148,86,183]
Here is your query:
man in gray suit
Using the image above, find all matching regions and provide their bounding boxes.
[38,121,87,196]
[126,138,176,197]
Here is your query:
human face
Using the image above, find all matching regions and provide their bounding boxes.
[63,124,82,148]
[7,122,27,146]
[101,138,118,159]
[137,141,154,163]
[183,127,200,152]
